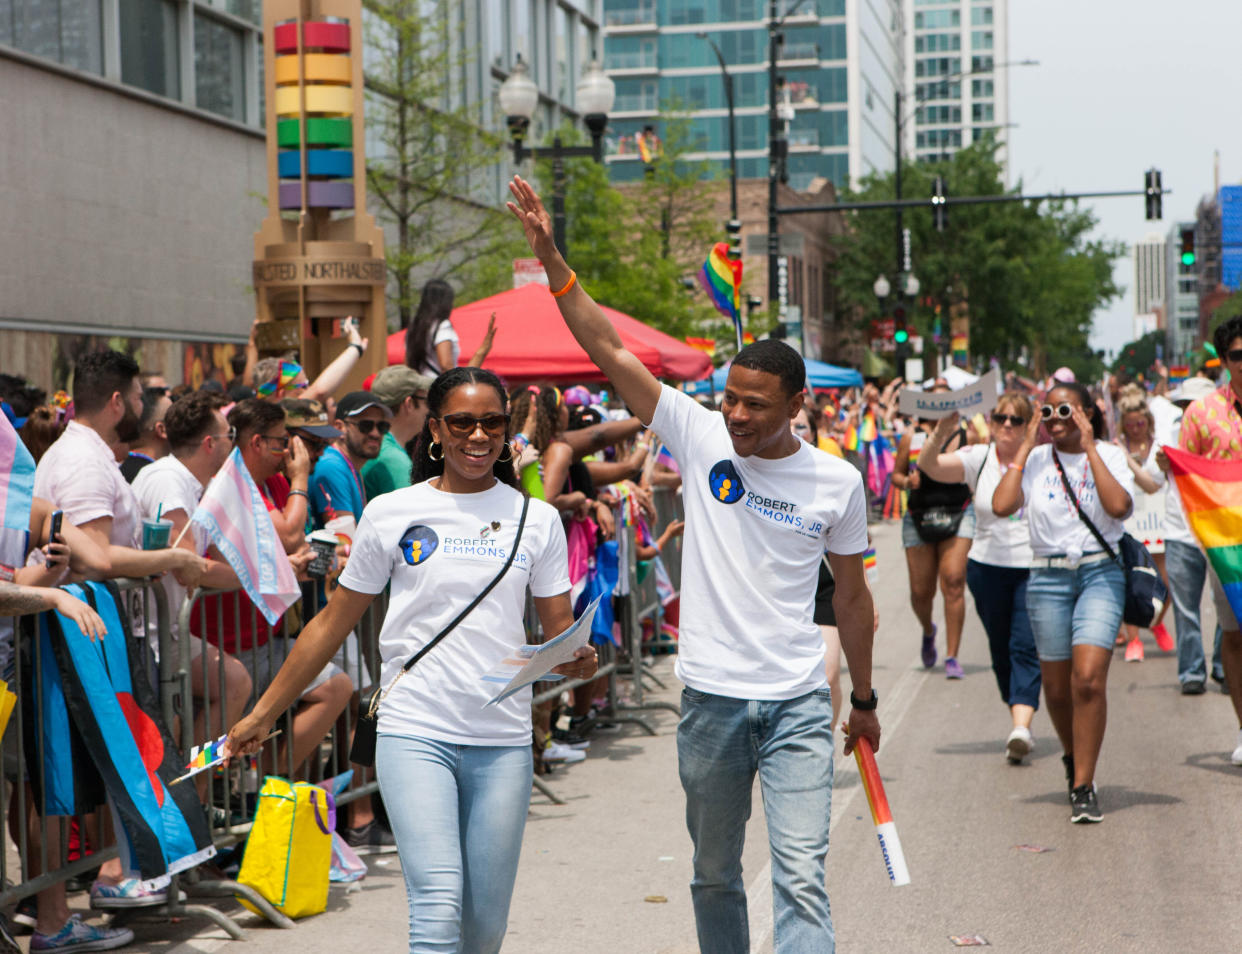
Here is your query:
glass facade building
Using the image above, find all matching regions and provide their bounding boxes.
[602,0,903,192]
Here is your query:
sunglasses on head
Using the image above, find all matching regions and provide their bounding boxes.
[439,413,509,437]
[348,418,391,436]
[990,413,1026,427]
[1040,403,1075,421]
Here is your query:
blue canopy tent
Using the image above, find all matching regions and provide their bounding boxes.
[685,358,864,395]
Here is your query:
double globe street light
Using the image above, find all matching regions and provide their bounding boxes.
[498,56,616,258]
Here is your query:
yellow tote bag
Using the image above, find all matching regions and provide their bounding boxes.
[0,681,16,740]
[237,777,334,919]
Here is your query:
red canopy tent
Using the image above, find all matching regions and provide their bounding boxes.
[385,283,712,383]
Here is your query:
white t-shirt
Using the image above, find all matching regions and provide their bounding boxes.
[650,386,869,700]
[133,455,207,644]
[34,421,141,548]
[421,319,461,374]
[1019,443,1135,560]
[1159,409,1195,545]
[957,444,1032,568]
[1121,440,1167,550]
[338,480,569,746]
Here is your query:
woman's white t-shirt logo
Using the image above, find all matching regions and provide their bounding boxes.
[400,524,438,566]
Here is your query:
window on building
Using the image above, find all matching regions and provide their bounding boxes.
[914,9,960,29]
[119,0,179,99]
[971,54,994,72]
[971,78,994,98]
[820,66,846,102]
[972,30,993,50]
[666,0,707,25]
[195,11,244,121]
[971,6,993,24]
[916,80,961,101]
[915,56,961,78]
[971,103,993,122]
[1,0,104,73]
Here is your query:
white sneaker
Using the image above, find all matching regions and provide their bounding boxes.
[544,741,586,764]
[1005,726,1033,764]
[1231,729,1242,766]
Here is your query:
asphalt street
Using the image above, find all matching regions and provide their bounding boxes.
[148,517,1242,954]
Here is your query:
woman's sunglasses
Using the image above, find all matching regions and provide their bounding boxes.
[348,419,392,436]
[990,413,1026,427]
[439,413,509,437]
[1040,403,1075,421]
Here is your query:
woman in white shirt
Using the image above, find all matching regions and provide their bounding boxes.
[916,392,1041,765]
[993,381,1134,825]
[228,366,597,954]
[404,279,461,375]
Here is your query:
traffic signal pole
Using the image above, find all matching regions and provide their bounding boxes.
[776,185,1170,217]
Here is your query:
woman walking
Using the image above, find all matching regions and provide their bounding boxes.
[993,381,1134,823]
[916,393,1041,763]
[228,367,596,953]
[891,384,975,677]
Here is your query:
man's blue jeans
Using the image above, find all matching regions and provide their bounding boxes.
[1165,540,1225,684]
[678,686,835,954]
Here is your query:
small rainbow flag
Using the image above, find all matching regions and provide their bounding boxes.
[1165,447,1242,622]
[697,241,744,349]
[186,734,228,771]
[685,336,717,356]
[843,424,859,453]
[742,332,755,345]
[257,360,302,397]
[863,546,878,585]
[860,410,878,444]
[637,129,661,164]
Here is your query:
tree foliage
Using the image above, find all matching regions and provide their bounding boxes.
[1111,329,1165,381]
[829,139,1124,381]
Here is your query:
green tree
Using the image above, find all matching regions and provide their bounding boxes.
[364,0,526,326]
[1111,330,1165,381]
[829,139,1123,380]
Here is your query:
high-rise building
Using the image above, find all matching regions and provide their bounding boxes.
[905,0,1009,165]
[1134,233,1166,320]
[1165,221,1200,364]
[602,0,904,191]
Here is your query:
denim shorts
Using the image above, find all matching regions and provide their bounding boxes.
[902,502,975,548]
[1025,559,1125,661]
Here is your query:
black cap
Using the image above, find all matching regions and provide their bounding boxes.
[334,391,394,421]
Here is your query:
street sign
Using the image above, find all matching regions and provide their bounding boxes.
[513,258,548,288]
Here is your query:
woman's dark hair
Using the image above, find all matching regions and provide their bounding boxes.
[1048,382,1106,441]
[732,340,806,397]
[1214,314,1242,360]
[795,405,819,445]
[19,406,62,463]
[508,384,562,451]
[404,279,456,372]
[410,367,521,490]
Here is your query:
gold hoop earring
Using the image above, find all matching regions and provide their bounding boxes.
[427,441,443,461]
[497,441,513,463]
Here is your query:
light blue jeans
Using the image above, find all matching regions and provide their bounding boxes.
[678,686,835,954]
[376,734,532,954]
[1026,559,1126,660]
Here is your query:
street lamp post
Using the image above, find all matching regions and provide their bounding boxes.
[499,56,616,258]
[697,32,737,224]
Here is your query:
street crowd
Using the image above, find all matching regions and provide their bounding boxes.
[1,175,1240,954]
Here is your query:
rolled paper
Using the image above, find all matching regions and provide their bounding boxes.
[853,736,911,886]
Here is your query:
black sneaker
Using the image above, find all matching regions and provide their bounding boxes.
[1069,784,1102,823]
[1061,753,1075,797]
[345,820,398,856]
[1181,680,1207,695]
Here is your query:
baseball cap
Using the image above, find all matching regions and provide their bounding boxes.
[335,390,394,420]
[281,398,342,440]
[1168,377,1216,405]
[370,366,435,407]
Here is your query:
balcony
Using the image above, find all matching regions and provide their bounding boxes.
[778,42,820,64]
[788,129,820,150]
[605,50,657,72]
[612,92,659,114]
[605,7,657,30]
[775,0,818,21]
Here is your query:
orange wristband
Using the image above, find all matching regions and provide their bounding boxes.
[550,270,577,298]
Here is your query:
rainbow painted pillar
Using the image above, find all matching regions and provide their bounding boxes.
[251,0,385,388]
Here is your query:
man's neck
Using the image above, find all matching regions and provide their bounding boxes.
[73,412,117,447]
[391,416,419,447]
[333,440,365,472]
[130,440,165,459]
[176,450,215,487]
[1229,378,1242,408]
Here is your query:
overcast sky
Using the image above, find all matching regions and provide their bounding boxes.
[1006,0,1242,358]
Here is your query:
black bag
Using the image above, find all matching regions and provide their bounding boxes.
[1051,450,1167,628]
[909,504,968,543]
[908,428,971,544]
[349,496,530,766]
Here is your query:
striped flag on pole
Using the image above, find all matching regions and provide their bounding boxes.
[0,412,35,533]
[190,448,299,626]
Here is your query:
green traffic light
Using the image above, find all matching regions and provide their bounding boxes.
[1181,251,1196,266]
[894,329,909,344]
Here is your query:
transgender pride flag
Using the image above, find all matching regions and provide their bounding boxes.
[190,448,298,625]
[0,412,35,533]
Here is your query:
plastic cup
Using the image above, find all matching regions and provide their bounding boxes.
[141,518,173,550]
[307,530,338,578]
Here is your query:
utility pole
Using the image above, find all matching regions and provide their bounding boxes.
[767,1,782,312]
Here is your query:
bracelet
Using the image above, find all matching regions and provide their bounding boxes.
[349,342,364,356]
[550,270,577,299]
[288,489,309,500]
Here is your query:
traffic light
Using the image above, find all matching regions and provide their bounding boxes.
[1180,227,1195,267]
[894,304,909,363]
[931,176,948,232]
[1145,168,1163,220]
[726,219,742,260]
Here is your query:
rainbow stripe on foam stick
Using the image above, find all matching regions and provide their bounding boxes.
[853,736,910,886]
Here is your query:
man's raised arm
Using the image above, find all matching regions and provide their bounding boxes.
[507,176,663,425]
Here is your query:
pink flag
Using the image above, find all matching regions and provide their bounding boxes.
[189,448,299,625]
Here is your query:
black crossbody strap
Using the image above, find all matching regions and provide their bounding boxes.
[400,494,531,673]
[1051,449,1119,564]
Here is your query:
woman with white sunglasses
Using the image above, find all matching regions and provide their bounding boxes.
[992,381,1134,824]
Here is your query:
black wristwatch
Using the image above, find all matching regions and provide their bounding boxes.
[849,688,878,711]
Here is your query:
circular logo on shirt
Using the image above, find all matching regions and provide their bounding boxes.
[708,460,745,504]
[399,525,439,566]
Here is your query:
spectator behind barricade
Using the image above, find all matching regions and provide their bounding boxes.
[120,387,172,483]
[310,392,391,544]
[190,399,351,774]
[250,315,369,409]
[509,385,597,519]
[131,392,253,751]
[0,372,46,429]
[19,405,64,463]
[362,366,434,498]
[403,281,498,376]
[227,351,248,393]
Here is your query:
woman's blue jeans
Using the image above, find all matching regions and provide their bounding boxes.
[376,734,532,954]
[965,560,1041,708]
[678,686,836,954]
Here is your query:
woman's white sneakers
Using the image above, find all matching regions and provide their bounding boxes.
[1005,726,1033,765]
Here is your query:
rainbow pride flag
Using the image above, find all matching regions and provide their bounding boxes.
[863,546,879,585]
[685,336,717,356]
[1165,446,1242,622]
[698,242,744,347]
[185,734,228,772]
[257,360,302,397]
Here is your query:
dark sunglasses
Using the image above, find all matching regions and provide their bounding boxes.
[261,434,291,449]
[439,413,509,437]
[1040,403,1074,421]
[990,413,1026,427]
[348,419,392,436]
[1227,348,1242,363]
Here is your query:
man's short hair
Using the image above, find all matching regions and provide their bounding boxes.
[73,350,140,415]
[165,392,228,454]
[138,388,169,431]
[1214,315,1242,358]
[731,340,806,398]
[228,397,286,444]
